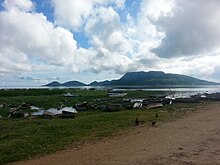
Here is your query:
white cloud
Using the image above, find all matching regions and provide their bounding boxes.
[3,0,35,12]
[0,0,132,78]
[52,0,93,29]
[152,55,220,82]
[86,7,131,53]
[83,6,135,74]
[0,47,31,72]
[143,0,175,21]
[51,0,125,29]
[149,0,220,58]
[0,1,78,73]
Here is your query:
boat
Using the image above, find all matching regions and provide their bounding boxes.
[131,99,144,103]
[43,108,63,119]
[133,102,142,109]
[63,93,80,97]
[107,90,127,97]
[61,107,77,118]
[75,102,87,111]
[43,107,77,119]
[106,104,122,112]
[146,103,163,109]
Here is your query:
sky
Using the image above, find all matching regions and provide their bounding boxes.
[0,0,220,87]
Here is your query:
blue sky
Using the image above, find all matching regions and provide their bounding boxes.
[0,0,220,86]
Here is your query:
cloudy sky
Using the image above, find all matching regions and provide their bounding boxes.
[0,0,220,86]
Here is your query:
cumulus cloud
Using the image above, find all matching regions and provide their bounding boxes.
[3,0,35,12]
[51,0,125,29]
[0,0,134,76]
[0,0,78,73]
[148,0,220,58]
[0,47,31,72]
[60,5,137,74]
[83,6,136,74]
[85,7,132,53]
[151,54,220,82]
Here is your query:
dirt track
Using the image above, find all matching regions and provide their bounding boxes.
[12,102,220,165]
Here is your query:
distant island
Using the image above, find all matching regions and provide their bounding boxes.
[44,71,219,87]
[45,81,86,87]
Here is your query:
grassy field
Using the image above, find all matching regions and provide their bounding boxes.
[0,88,198,164]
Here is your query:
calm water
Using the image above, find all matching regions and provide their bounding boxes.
[115,85,220,98]
[1,85,220,92]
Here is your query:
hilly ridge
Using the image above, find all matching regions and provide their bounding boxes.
[45,71,219,87]
[45,81,86,87]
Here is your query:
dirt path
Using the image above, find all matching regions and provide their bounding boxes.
[12,102,220,165]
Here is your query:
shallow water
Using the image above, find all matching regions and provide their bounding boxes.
[1,85,220,94]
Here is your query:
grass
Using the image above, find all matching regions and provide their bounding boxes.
[0,109,170,164]
[0,89,199,164]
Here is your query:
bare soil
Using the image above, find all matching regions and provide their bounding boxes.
[12,102,220,165]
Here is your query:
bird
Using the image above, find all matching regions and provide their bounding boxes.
[135,117,139,126]
[152,121,157,126]
[155,113,158,118]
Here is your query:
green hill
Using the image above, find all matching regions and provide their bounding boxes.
[45,71,219,87]
[90,71,218,86]
[45,81,86,87]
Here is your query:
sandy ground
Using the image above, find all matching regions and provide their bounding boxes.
[12,102,220,165]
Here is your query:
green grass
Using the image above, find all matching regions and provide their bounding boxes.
[0,89,199,164]
[0,109,171,164]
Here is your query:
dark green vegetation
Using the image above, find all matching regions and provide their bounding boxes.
[45,71,219,87]
[0,88,199,164]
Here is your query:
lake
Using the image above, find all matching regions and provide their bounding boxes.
[0,85,220,94]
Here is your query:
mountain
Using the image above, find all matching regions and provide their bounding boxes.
[88,71,218,86]
[62,81,86,86]
[45,71,219,87]
[45,81,86,87]
[89,80,110,86]
[45,81,61,87]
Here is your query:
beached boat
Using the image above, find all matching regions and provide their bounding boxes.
[133,102,142,109]
[146,103,163,109]
[63,93,80,97]
[43,107,77,119]
[43,108,62,119]
[107,90,127,97]
[75,102,87,111]
[61,107,77,118]
[131,99,144,103]
[106,104,122,112]
[204,92,220,101]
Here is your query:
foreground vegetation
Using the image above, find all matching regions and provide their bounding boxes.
[0,88,199,164]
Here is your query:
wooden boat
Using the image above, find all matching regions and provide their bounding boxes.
[61,107,77,118]
[63,93,80,97]
[75,102,87,111]
[146,103,163,109]
[107,90,127,97]
[43,108,62,119]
